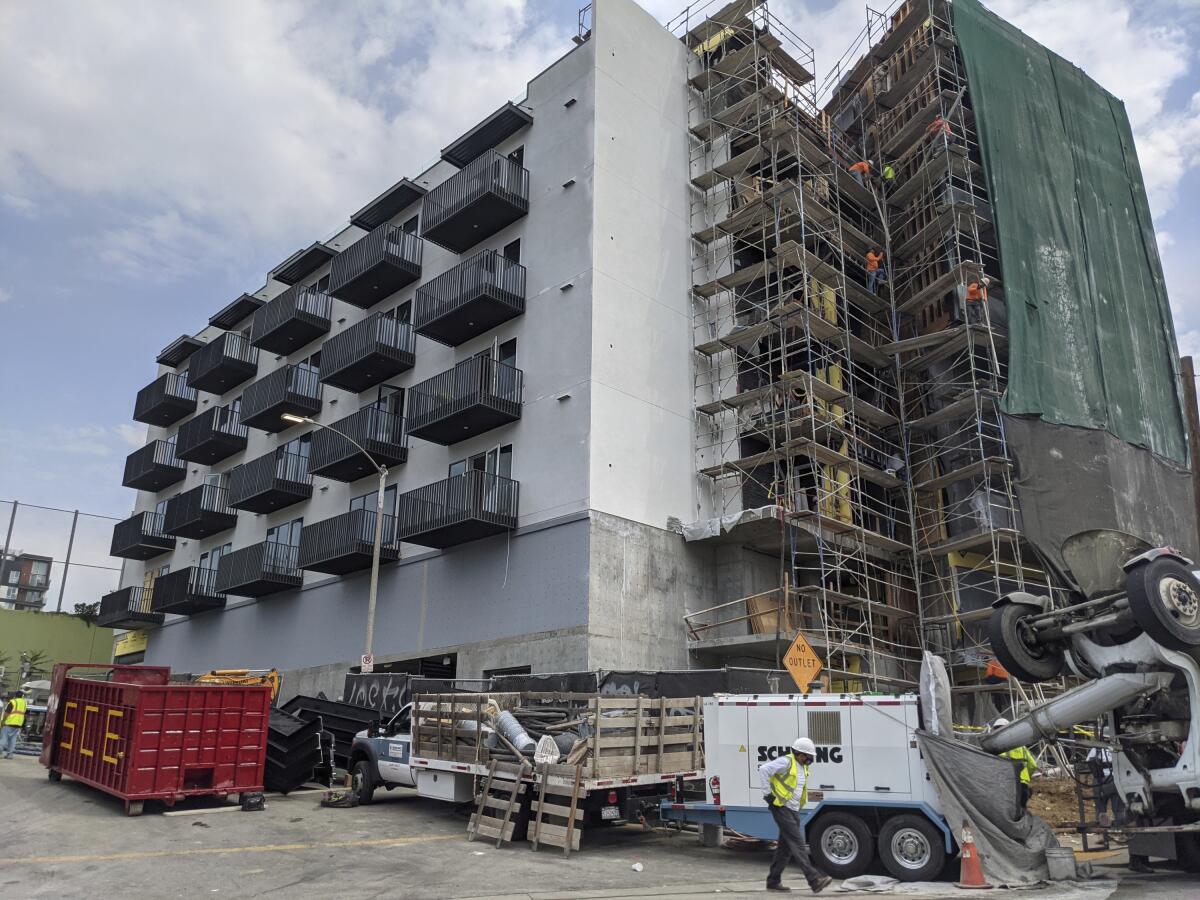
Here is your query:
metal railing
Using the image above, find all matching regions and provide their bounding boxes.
[321,314,415,380]
[408,356,522,429]
[396,470,519,537]
[414,250,526,330]
[151,566,225,610]
[215,541,302,592]
[250,285,332,346]
[298,509,398,566]
[229,449,312,507]
[123,439,184,485]
[164,484,236,534]
[99,586,160,619]
[134,372,196,420]
[241,365,323,423]
[310,406,407,469]
[329,223,423,296]
[188,331,259,387]
[422,149,529,235]
[111,511,172,550]
[176,404,248,457]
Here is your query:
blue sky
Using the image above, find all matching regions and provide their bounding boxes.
[1,0,1199,525]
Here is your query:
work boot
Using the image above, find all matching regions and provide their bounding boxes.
[810,874,833,894]
[765,883,792,892]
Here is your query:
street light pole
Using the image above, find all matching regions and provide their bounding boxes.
[281,414,388,671]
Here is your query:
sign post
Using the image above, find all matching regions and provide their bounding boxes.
[783,631,823,693]
[361,653,374,674]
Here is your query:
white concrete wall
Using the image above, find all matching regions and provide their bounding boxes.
[587,0,697,533]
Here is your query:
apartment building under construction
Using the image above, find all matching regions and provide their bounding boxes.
[107,0,1194,709]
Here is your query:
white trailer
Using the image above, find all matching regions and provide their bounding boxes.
[661,694,953,881]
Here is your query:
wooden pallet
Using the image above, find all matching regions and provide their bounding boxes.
[530,763,584,856]
[587,696,703,777]
[467,760,528,847]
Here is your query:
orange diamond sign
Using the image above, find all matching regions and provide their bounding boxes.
[783,631,824,693]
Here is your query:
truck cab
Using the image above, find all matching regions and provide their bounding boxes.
[349,704,416,802]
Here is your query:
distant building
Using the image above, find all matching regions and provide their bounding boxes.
[0,552,53,611]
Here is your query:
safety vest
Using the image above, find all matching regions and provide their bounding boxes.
[1002,745,1037,784]
[770,756,809,807]
[3,697,27,727]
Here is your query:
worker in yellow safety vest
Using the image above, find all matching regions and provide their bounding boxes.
[991,717,1038,809]
[758,737,833,893]
[2,690,28,759]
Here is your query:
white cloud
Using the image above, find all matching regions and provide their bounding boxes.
[0,287,11,304]
[0,1,571,281]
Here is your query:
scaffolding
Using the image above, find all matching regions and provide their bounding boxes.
[670,0,1062,714]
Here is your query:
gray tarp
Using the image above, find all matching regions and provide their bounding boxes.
[916,730,1059,885]
[918,651,953,738]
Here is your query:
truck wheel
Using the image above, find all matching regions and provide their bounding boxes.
[352,760,376,805]
[48,769,62,783]
[126,801,144,817]
[1126,557,1200,651]
[878,814,946,882]
[990,602,1064,682]
[808,812,873,878]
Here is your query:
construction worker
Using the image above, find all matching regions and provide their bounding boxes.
[1086,744,1125,829]
[1,690,28,759]
[926,115,951,140]
[882,161,896,185]
[848,159,872,186]
[759,737,833,893]
[865,248,886,294]
[964,278,986,323]
[991,717,1038,809]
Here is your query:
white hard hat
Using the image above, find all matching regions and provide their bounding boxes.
[991,717,1009,729]
[793,737,817,756]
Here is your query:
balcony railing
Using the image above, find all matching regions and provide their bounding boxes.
[164,484,238,539]
[215,541,303,598]
[98,586,164,629]
[406,356,522,444]
[240,365,323,432]
[421,150,529,253]
[413,250,526,346]
[188,332,260,394]
[328,224,423,308]
[176,404,249,464]
[250,285,332,355]
[395,470,519,548]
[133,372,197,426]
[150,566,226,616]
[308,406,408,482]
[122,440,186,492]
[228,448,313,513]
[298,509,400,575]
[320,313,415,393]
[110,511,176,560]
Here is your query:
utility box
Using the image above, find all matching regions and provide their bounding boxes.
[40,663,271,815]
[416,768,474,802]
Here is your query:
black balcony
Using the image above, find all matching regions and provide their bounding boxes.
[215,541,303,598]
[250,286,332,355]
[228,449,312,513]
[110,511,176,560]
[298,509,400,575]
[308,407,408,482]
[164,484,238,539]
[421,150,529,253]
[328,224,423,309]
[396,471,518,548]
[176,404,249,464]
[188,332,260,394]
[210,293,265,329]
[413,250,526,346]
[320,314,415,393]
[122,440,186,492]
[150,566,226,616]
[240,365,323,432]
[407,356,522,445]
[98,587,164,629]
[133,372,197,426]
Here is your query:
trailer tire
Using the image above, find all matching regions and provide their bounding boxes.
[990,601,1064,682]
[878,814,945,882]
[48,769,62,783]
[808,812,873,878]
[352,760,376,805]
[126,801,144,817]
[1126,557,1200,651]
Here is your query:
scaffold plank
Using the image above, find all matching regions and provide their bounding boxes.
[913,456,1011,493]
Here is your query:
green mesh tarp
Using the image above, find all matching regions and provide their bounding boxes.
[952,0,1189,466]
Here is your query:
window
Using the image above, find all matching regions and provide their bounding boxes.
[450,444,512,479]
[351,485,398,517]
[296,350,321,376]
[277,434,311,480]
[384,300,411,324]
[266,517,303,548]
[402,215,419,235]
[502,239,521,263]
[498,338,516,368]
[507,146,524,167]
[371,385,404,419]
[199,543,232,571]
[7,570,17,584]
[483,665,531,678]
[316,274,330,293]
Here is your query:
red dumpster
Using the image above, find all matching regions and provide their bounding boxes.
[40,663,271,815]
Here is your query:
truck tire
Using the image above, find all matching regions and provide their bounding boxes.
[352,760,376,805]
[48,769,62,783]
[126,801,144,817]
[1126,557,1200,651]
[990,602,1064,682]
[877,814,946,882]
[808,811,873,878]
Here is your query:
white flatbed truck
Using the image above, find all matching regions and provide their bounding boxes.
[660,694,954,881]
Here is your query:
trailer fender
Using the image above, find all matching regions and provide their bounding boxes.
[991,591,1050,612]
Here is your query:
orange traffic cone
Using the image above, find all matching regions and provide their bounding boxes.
[955,822,992,890]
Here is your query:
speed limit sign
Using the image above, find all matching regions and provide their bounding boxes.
[361,653,374,673]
